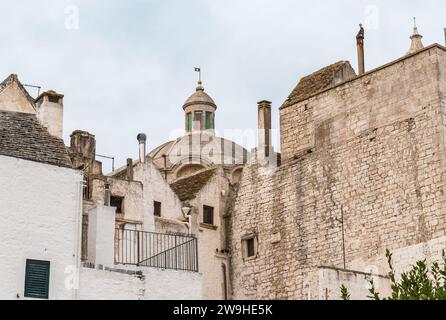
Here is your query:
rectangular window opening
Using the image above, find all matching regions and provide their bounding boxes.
[203,205,214,225]
[154,201,162,217]
[187,112,192,132]
[110,196,124,214]
[205,112,212,129]
[246,238,255,258]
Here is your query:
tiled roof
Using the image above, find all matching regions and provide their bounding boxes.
[284,61,355,106]
[170,168,216,201]
[0,110,73,168]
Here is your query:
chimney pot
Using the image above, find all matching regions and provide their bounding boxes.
[257,100,272,159]
[35,90,65,138]
[137,133,147,163]
[126,158,134,181]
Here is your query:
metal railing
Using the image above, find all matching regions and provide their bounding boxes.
[114,228,199,272]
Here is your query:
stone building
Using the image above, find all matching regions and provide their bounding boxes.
[0,74,202,300]
[67,24,446,300]
[228,25,446,300]
[3,23,446,301]
[0,75,83,299]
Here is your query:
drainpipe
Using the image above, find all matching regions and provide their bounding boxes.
[222,263,228,300]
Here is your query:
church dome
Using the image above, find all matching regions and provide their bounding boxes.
[182,81,217,110]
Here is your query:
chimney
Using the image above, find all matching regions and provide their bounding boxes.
[104,183,111,206]
[126,158,134,181]
[137,133,147,163]
[35,90,64,138]
[444,28,446,47]
[356,24,365,75]
[257,100,272,158]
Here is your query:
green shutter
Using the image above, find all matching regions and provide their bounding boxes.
[187,112,192,132]
[205,112,212,130]
[24,259,50,299]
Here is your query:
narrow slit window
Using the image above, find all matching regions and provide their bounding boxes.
[203,205,214,225]
[205,112,212,129]
[154,201,162,217]
[187,112,192,132]
[246,238,255,258]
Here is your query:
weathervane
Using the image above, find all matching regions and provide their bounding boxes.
[194,67,201,83]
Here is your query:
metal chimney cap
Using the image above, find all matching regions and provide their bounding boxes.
[137,133,147,143]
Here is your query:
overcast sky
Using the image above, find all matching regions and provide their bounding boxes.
[1,1,445,172]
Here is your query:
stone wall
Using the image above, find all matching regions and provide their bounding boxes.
[229,46,446,300]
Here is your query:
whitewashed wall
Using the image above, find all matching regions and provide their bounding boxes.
[310,268,391,301]
[0,155,83,300]
[133,159,184,231]
[78,266,202,300]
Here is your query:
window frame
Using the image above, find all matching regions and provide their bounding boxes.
[242,234,258,261]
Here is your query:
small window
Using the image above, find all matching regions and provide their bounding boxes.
[205,112,212,129]
[154,201,162,217]
[110,196,123,214]
[194,111,203,129]
[24,259,50,299]
[242,235,257,260]
[187,112,192,132]
[246,238,255,257]
[203,205,214,225]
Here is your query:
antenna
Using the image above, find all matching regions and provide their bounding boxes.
[23,84,42,97]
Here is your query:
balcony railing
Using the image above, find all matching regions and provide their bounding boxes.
[114,228,199,273]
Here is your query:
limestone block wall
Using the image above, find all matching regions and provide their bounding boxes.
[229,46,446,300]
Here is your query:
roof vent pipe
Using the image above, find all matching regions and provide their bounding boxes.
[137,133,147,164]
[356,24,365,75]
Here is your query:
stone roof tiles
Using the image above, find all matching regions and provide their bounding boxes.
[0,110,73,168]
[284,61,355,107]
[170,168,216,201]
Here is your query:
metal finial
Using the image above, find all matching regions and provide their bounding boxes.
[413,17,417,28]
[194,67,201,83]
